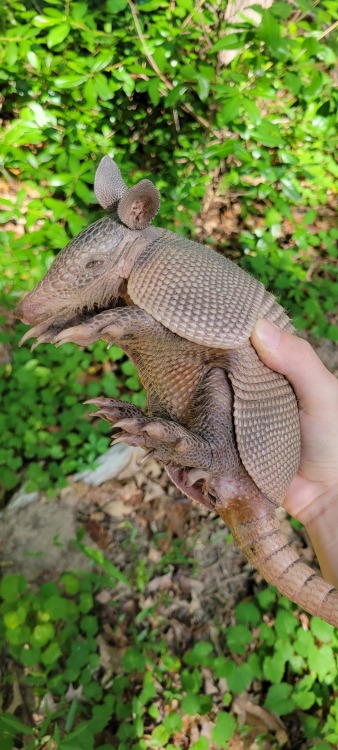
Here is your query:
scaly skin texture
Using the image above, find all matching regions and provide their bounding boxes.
[14,156,338,625]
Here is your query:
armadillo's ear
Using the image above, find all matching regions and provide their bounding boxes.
[94,156,128,210]
[117,180,160,230]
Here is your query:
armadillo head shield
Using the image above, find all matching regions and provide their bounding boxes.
[14,155,161,337]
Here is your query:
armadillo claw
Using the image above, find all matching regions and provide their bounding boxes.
[84,399,212,470]
[140,422,185,446]
[84,398,146,424]
[113,418,147,433]
[30,331,58,350]
[19,321,52,347]
[52,325,98,347]
[84,397,114,408]
[111,433,146,448]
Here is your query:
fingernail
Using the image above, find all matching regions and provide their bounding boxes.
[254,319,281,350]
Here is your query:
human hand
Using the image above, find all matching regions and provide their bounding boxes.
[251,319,338,586]
[251,319,338,523]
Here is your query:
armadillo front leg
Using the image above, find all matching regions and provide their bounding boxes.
[60,308,241,475]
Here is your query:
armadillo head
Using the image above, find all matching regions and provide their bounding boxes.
[14,156,160,336]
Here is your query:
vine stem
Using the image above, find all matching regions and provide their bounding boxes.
[127,0,214,133]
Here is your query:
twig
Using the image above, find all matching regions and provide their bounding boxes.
[127,0,214,132]
[318,19,338,39]
[182,0,208,29]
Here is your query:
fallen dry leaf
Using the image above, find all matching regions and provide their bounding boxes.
[104,498,134,517]
[97,634,125,685]
[233,693,288,746]
[146,569,173,593]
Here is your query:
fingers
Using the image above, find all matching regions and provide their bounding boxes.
[251,319,338,415]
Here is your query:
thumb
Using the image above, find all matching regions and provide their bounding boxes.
[251,319,336,414]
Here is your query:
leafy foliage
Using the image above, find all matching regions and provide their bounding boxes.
[0,321,145,497]
[0,0,337,496]
[0,5,337,743]
[2,549,338,748]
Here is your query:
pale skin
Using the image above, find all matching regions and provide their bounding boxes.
[251,319,338,588]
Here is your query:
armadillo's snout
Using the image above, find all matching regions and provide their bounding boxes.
[14,294,34,325]
[14,290,54,326]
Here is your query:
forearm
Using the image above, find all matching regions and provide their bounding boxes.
[295,485,338,589]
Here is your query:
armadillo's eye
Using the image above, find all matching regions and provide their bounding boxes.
[85,259,104,269]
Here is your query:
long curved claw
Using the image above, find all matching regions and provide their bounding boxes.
[19,321,52,347]
[87,409,113,422]
[111,434,146,448]
[52,325,97,347]
[30,331,58,350]
[140,422,188,450]
[84,397,113,408]
[113,418,147,433]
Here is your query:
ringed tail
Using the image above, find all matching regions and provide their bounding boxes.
[217,496,338,626]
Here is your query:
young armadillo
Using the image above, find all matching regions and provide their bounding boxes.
[15,156,338,625]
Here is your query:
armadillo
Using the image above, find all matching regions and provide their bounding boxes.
[15,156,338,625]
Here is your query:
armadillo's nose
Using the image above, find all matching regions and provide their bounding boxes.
[14,295,31,324]
[14,291,45,325]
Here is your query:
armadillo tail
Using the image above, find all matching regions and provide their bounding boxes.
[217,496,338,626]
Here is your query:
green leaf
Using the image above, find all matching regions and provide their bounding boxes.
[211,34,242,52]
[280,177,301,202]
[32,623,55,645]
[41,641,62,665]
[181,692,201,715]
[258,11,281,53]
[123,647,147,673]
[252,120,284,147]
[284,72,301,95]
[274,609,298,638]
[243,98,261,125]
[106,0,128,12]
[263,653,285,684]
[184,641,213,666]
[90,51,115,73]
[4,606,27,629]
[219,94,241,125]
[0,574,27,603]
[84,77,97,106]
[235,601,261,626]
[227,624,252,655]
[212,712,236,747]
[308,644,336,682]
[54,75,88,89]
[163,712,183,734]
[264,683,295,716]
[78,544,130,585]
[61,573,80,595]
[195,75,210,102]
[96,73,115,100]
[33,14,60,27]
[0,714,34,736]
[5,42,18,67]
[47,23,71,48]
[190,739,209,750]
[270,1,292,19]
[148,78,161,106]
[310,617,335,643]
[149,725,170,748]
[26,50,41,70]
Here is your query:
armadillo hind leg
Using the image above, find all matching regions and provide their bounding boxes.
[227,341,301,505]
[214,489,338,627]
